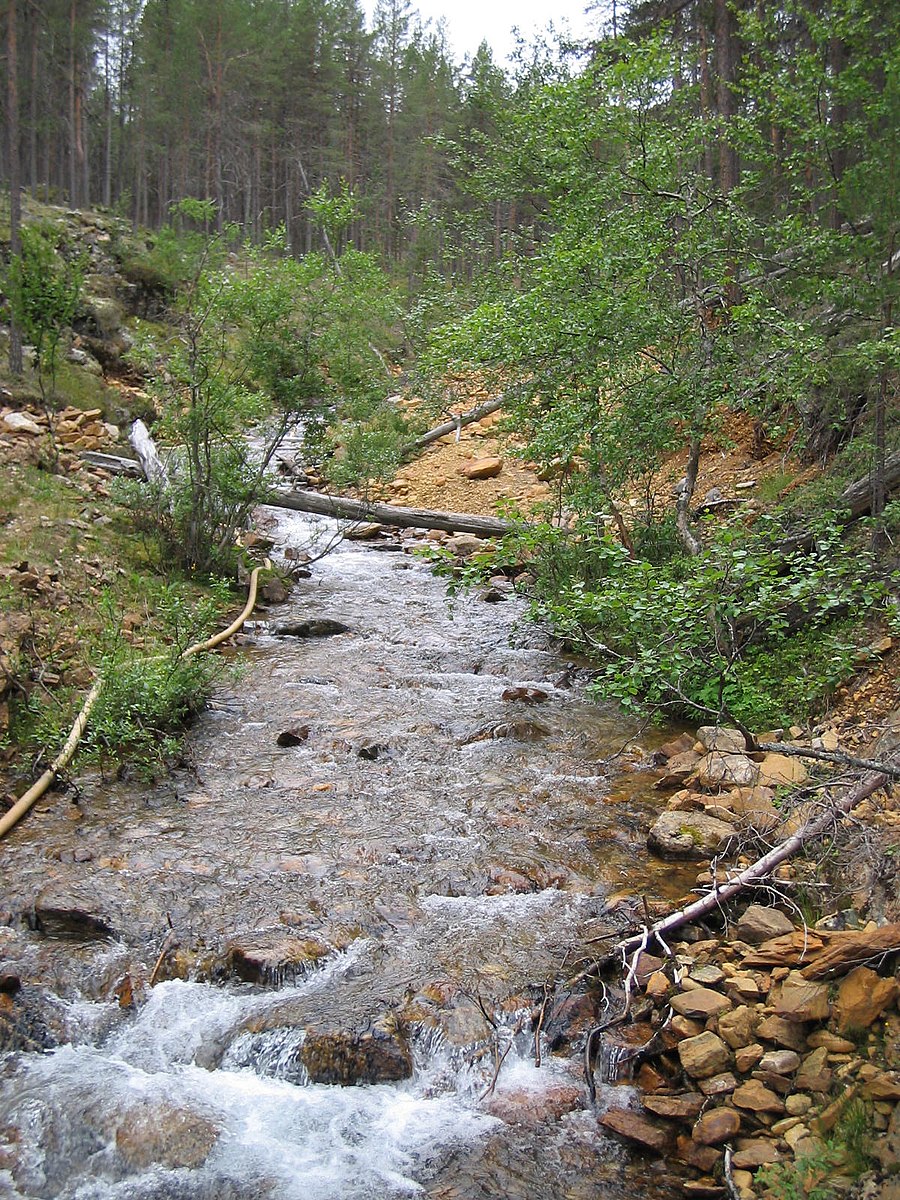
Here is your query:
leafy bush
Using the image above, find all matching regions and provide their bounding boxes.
[472,516,889,729]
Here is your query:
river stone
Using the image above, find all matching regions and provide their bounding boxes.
[773,973,830,1022]
[33,889,116,940]
[696,727,746,754]
[731,1139,783,1169]
[675,1134,721,1172]
[0,984,66,1052]
[794,1047,832,1093]
[715,787,780,834]
[229,932,331,985]
[698,1072,738,1097]
[806,1030,855,1053]
[733,1080,785,1114]
[734,1044,765,1072]
[647,812,739,860]
[276,725,310,747]
[718,1005,757,1050]
[734,904,794,944]
[274,618,350,638]
[670,988,733,1020]
[115,1102,218,1170]
[693,1107,742,1146]
[655,751,703,788]
[260,576,290,604]
[459,456,502,480]
[756,1015,809,1052]
[835,966,900,1033]
[693,751,759,789]
[678,1031,732,1079]
[642,1093,706,1121]
[300,1025,413,1085]
[599,1108,674,1154]
[756,753,807,788]
[690,964,726,987]
[759,1049,801,1075]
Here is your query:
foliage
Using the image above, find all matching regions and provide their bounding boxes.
[493,518,888,728]
[124,220,401,574]
[4,223,85,410]
[756,1099,874,1200]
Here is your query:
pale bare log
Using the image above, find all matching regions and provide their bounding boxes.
[265,488,521,537]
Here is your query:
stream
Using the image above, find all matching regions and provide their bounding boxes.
[0,507,698,1199]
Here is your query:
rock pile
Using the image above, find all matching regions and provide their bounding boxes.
[597,909,900,1198]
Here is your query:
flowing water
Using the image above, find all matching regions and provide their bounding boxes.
[0,508,698,1199]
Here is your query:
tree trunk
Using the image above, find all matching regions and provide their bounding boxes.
[7,0,23,377]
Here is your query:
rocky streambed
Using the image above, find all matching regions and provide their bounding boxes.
[0,509,898,1200]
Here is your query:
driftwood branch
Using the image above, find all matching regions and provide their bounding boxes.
[754,740,900,780]
[408,396,505,452]
[265,488,521,537]
[616,752,899,957]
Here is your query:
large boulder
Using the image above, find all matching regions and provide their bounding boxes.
[734,904,794,944]
[459,456,502,480]
[693,751,759,789]
[647,812,739,860]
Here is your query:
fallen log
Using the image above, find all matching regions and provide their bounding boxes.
[265,488,522,537]
[779,448,900,553]
[80,450,144,476]
[407,396,505,452]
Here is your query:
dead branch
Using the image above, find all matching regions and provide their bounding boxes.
[754,741,900,780]
[407,395,505,452]
[615,752,899,958]
[266,488,522,537]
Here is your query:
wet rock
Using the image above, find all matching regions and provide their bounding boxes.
[501,686,549,704]
[115,1102,218,1170]
[834,966,900,1033]
[32,890,115,940]
[654,751,703,789]
[345,522,384,540]
[259,577,290,604]
[276,725,310,747]
[647,812,739,860]
[670,988,733,1020]
[300,1023,413,1085]
[459,456,502,480]
[542,992,602,1050]
[678,1031,732,1079]
[228,931,331,985]
[675,1134,721,1172]
[692,1107,741,1146]
[734,904,794,944]
[485,1081,582,1126]
[356,740,390,761]
[599,1107,674,1154]
[0,985,65,1052]
[274,618,350,637]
